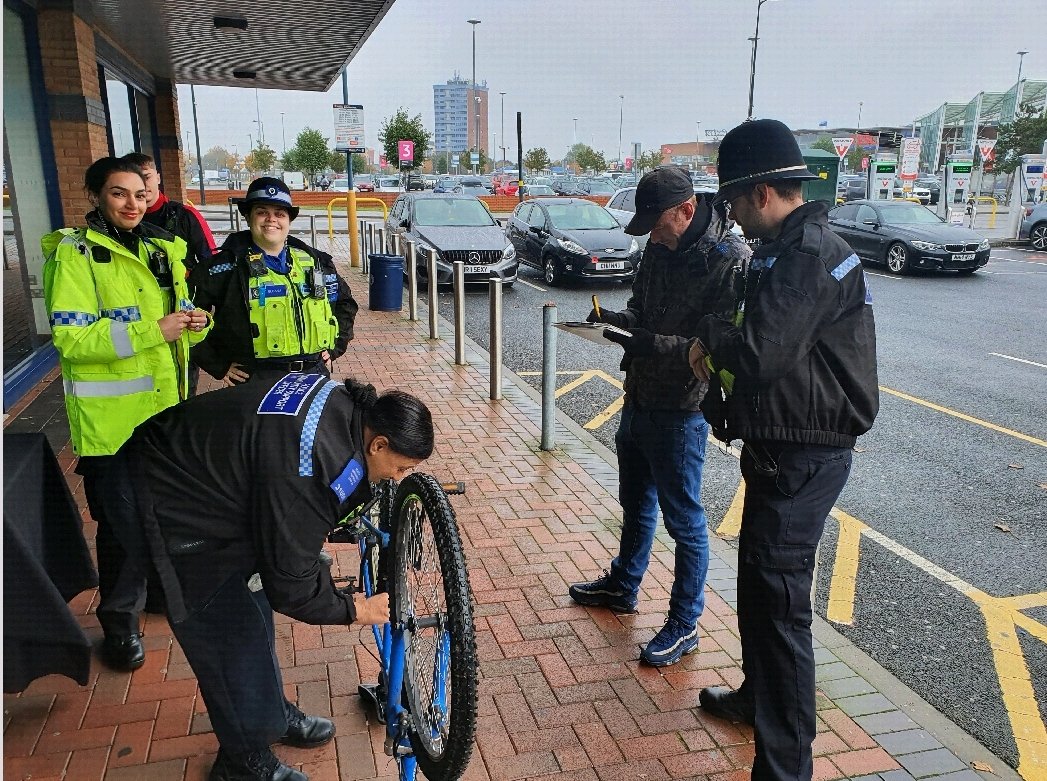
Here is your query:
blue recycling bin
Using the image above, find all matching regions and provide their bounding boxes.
[368,254,404,312]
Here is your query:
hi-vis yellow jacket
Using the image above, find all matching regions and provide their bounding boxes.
[41,223,211,456]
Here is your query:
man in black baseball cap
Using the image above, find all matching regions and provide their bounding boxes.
[690,119,878,781]
[568,165,750,667]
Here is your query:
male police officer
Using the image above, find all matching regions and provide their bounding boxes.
[569,166,749,666]
[689,120,878,780]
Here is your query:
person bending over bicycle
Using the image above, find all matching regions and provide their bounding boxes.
[100,374,434,781]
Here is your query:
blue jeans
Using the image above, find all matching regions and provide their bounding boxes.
[610,403,710,627]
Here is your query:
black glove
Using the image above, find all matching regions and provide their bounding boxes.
[587,308,626,328]
[603,327,656,357]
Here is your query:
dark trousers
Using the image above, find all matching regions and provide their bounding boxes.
[78,456,146,637]
[737,442,852,781]
[103,456,292,753]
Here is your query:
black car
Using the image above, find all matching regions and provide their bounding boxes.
[386,194,518,286]
[843,178,868,201]
[405,174,425,191]
[505,197,640,286]
[828,200,990,275]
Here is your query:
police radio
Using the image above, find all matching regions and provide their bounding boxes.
[311,266,326,299]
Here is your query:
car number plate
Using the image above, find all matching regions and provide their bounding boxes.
[952,253,975,262]
[463,265,489,273]
[596,261,626,270]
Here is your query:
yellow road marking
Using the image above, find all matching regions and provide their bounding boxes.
[554,370,600,398]
[585,397,624,429]
[966,589,1047,779]
[880,385,1047,448]
[716,481,745,537]
[826,508,866,625]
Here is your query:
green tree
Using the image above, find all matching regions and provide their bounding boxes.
[993,103,1047,174]
[575,145,606,173]
[635,150,663,175]
[202,145,234,170]
[811,136,837,155]
[246,142,277,174]
[284,128,330,179]
[434,154,449,175]
[378,108,431,171]
[457,147,488,173]
[524,147,551,173]
[328,151,346,175]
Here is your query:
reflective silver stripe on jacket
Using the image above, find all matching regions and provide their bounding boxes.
[63,376,155,397]
[110,321,134,358]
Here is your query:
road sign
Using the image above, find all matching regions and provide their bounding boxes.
[398,140,414,163]
[470,152,479,165]
[977,138,997,162]
[379,155,387,168]
[832,136,854,159]
[899,137,922,181]
[451,154,460,165]
[704,129,727,140]
[624,157,633,172]
[861,157,869,170]
[333,104,365,152]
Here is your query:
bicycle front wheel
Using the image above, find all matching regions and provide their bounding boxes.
[390,473,477,781]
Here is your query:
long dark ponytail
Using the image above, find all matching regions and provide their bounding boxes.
[345,379,434,460]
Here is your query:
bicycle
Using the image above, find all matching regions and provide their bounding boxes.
[329,474,477,781]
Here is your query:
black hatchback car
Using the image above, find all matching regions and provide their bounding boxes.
[505,197,640,285]
[386,193,518,286]
[828,200,990,275]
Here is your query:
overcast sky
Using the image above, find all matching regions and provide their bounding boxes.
[176,0,1045,163]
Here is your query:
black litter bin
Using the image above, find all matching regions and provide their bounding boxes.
[368,254,404,311]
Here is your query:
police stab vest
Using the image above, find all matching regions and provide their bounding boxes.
[245,245,338,359]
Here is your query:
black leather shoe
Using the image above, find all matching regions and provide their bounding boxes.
[101,633,145,671]
[699,686,755,726]
[209,748,307,781]
[280,708,335,749]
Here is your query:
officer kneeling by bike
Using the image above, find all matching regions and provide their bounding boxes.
[101,374,434,781]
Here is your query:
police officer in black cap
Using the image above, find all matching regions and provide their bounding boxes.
[688,119,879,781]
[192,177,358,385]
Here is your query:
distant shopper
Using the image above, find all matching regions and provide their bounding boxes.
[191,176,357,385]
[691,119,878,780]
[568,166,750,666]
[42,156,210,671]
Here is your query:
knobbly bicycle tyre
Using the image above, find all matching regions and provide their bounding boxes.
[388,473,477,781]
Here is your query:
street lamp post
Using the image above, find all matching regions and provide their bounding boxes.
[254,88,264,144]
[468,19,481,173]
[695,121,701,170]
[746,0,779,120]
[1015,50,1029,120]
[857,101,863,130]
[617,95,624,167]
[499,91,506,169]
[280,112,286,155]
[475,95,482,173]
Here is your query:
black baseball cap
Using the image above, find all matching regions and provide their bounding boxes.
[624,166,695,236]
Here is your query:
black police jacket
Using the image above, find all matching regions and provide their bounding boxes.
[124,374,374,625]
[695,202,879,448]
[190,231,358,380]
[141,197,213,270]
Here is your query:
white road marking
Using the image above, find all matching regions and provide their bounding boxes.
[517,278,547,292]
[989,256,1047,266]
[865,271,903,281]
[989,352,1047,369]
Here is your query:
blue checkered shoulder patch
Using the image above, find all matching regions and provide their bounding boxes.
[209,262,235,275]
[831,253,861,281]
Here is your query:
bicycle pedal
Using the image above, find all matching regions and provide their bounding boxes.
[357,683,386,724]
[441,481,467,495]
[385,735,413,757]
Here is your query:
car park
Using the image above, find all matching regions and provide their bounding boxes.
[916,177,941,205]
[479,175,494,193]
[385,193,518,286]
[843,178,868,201]
[433,176,457,193]
[1018,201,1047,249]
[453,178,489,196]
[505,197,640,286]
[828,200,990,275]
[521,184,555,197]
[354,174,375,193]
[495,179,519,196]
[892,179,932,205]
[329,178,350,192]
[375,177,404,193]
[423,174,438,189]
[405,174,425,192]
[579,180,616,196]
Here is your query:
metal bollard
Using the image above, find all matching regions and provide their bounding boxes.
[489,278,503,400]
[375,226,385,259]
[309,214,317,248]
[359,219,368,262]
[392,232,401,256]
[406,240,419,322]
[426,248,439,340]
[541,303,557,450]
[366,222,375,271]
[452,261,466,365]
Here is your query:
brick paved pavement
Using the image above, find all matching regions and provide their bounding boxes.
[3,244,1005,781]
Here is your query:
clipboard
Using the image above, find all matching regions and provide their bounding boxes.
[555,321,631,347]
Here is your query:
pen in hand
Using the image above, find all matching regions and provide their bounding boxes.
[592,295,602,321]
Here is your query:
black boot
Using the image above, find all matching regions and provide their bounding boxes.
[208,748,307,781]
[280,703,335,748]
[101,633,145,671]
[699,685,755,726]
